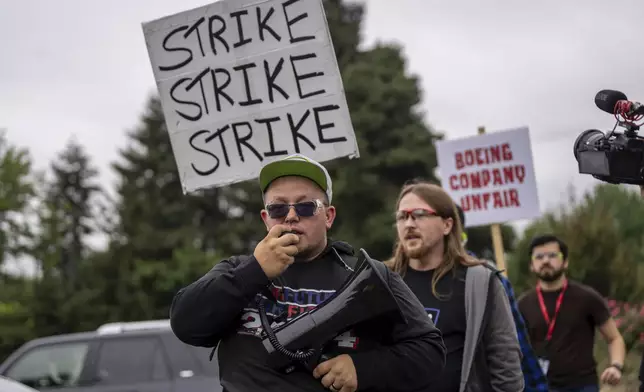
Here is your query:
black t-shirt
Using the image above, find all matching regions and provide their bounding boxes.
[217,255,361,392]
[169,242,446,392]
[518,280,611,389]
[403,265,467,392]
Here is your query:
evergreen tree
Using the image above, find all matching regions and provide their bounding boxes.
[49,139,100,284]
[0,130,35,359]
[111,97,195,261]
[29,139,102,335]
[324,0,364,68]
[0,130,35,265]
[108,97,233,320]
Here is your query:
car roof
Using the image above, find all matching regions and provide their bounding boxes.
[0,376,39,392]
[17,331,98,349]
[17,320,174,350]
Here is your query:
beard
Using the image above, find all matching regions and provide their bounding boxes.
[402,238,434,260]
[405,245,427,259]
[535,266,566,282]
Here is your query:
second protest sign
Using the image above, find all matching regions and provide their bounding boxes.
[436,126,541,227]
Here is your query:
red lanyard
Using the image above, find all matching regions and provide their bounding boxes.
[536,279,568,341]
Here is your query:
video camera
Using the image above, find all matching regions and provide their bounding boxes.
[574,89,644,185]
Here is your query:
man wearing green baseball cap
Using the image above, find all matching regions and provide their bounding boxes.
[259,153,334,204]
[170,153,447,392]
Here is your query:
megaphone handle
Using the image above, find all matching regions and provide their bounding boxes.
[258,296,317,362]
[301,343,333,372]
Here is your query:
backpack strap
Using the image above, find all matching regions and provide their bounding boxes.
[478,258,505,275]
[461,264,495,392]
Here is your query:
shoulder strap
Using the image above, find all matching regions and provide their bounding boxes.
[334,248,359,270]
[465,265,495,309]
[480,259,505,276]
[330,241,359,270]
[461,264,495,392]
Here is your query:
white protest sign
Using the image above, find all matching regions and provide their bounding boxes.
[435,126,541,227]
[142,0,359,193]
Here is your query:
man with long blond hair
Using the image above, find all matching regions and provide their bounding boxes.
[385,180,524,392]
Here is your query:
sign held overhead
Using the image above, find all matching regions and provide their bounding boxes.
[435,126,540,227]
[142,0,359,193]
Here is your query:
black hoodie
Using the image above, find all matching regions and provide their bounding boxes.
[169,241,446,392]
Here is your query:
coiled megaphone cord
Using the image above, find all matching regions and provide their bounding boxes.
[258,296,316,361]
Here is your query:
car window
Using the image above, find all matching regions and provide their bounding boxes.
[154,332,219,378]
[95,336,169,385]
[4,342,89,389]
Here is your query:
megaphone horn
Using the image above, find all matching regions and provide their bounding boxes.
[259,248,405,372]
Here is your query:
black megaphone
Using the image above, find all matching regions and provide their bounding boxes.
[259,248,406,373]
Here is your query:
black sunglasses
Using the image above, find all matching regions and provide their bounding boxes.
[265,200,323,219]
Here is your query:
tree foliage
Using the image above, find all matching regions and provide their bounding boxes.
[0,130,35,265]
[0,131,37,359]
[105,97,228,321]
[29,139,103,335]
[465,224,517,262]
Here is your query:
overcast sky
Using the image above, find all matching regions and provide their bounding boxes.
[2,0,644,274]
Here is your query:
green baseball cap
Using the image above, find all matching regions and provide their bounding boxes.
[259,154,333,203]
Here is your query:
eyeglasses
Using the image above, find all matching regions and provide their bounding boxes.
[395,208,439,222]
[532,251,563,261]
[265,199,323,219]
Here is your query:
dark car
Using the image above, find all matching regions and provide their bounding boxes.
[0,320,222,392]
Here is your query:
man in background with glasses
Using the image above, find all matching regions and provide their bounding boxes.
[385,181,523,392]
[518,234,625,392]
[169,154,446,392]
